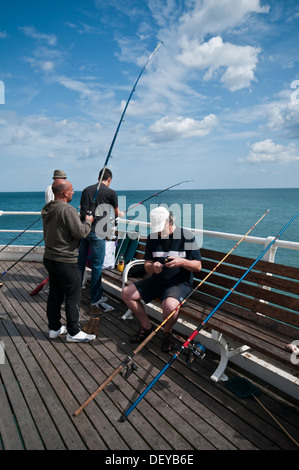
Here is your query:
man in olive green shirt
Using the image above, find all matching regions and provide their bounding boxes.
[42,179,95,342]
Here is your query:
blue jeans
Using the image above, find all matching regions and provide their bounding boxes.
[78,232,106,304]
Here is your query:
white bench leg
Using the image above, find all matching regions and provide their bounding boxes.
[210,331,229,382]
[121,309,134,320]
[210,330,251,382]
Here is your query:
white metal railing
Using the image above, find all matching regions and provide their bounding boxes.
[0,211,41,216]
[1,213,299,264]
[117,218,299,263]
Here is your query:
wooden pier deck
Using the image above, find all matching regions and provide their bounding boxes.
[0,260,298,451]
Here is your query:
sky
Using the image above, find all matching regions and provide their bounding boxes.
[1,0,299,192]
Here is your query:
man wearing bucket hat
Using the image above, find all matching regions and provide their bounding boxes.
[45,169,67,203]
[122,206,202,352]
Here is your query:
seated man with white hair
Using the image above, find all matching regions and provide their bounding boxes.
[121,206,202,352]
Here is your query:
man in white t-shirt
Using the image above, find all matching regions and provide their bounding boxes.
[45,169,67,203]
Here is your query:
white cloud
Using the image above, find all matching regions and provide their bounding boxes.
[148,114,218,142]
[23,45,63,75]
[176,36,260,91]
[0,110,94,151]
[267,98,299,139]
[65,21,103,35]
[177,0,269,37]
[25,56,56,73]
[244,139,299,163]
[20,26,57,46]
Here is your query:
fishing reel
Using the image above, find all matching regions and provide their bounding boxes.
[186,341,206,364]
[121,362,138,379]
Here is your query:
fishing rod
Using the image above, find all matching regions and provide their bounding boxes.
[114,179,194,262]
[89,42,163,215]
[30,179,191,295]
[118,210,299,422]
[5,43,163,290]
[73,208,270,416]
[3,46,163,295]
[29,276,49,296]
[124,180,194,215]
[0,216,42,253]
[0,239,44,288]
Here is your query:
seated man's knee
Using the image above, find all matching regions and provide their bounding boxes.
[122,285,133,303]
[122,284,139,304]
[162,297,180,316]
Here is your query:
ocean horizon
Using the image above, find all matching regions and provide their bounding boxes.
[0,188,298,268]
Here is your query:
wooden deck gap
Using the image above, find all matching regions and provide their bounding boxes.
[0,364,26,449]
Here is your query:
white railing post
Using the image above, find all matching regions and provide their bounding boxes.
[262,237,277,263]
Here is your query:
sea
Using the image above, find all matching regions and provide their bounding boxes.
[0,188,298,268]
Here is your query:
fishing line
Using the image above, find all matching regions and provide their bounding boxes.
[73,208,270,416]
[1,43,163,284]
[114,179,193,264]
[0,239,44,287]
[118,210,299,422]
[89,42,163,216]
[0,216,42,253]
[30,179,192,295]
[124,180,194,215]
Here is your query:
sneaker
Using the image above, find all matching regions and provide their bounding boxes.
[49,326,67,339]
[91,296,108,307]
[161,332,176,352]
[66,330,96,343]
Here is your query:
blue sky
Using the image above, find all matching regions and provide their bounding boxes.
[1,0,299,192]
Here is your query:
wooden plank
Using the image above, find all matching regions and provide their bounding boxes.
[0,321,45,450]
[0,358,25,450]
[99,314,241,449]
[201,248,299,281]
[193,281,299,328]
[188,290,297,338]
[102,310,294,450]
[0,274,93,450]
[200,260,299,296]
[4,270,132,450]
[180,304,296,367]
[1,259,299,450]
[4,264,194,450]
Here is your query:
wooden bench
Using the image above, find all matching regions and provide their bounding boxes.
[102,235,299,391]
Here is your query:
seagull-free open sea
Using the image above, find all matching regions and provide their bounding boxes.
[0,188,298,268]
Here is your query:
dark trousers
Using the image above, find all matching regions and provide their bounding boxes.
[43,258,81,336]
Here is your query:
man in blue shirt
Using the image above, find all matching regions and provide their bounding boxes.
[78,168,122,309]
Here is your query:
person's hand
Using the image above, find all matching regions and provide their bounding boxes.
[85,214,94,224]
[164,257,182,268]
[153,261,163,274]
